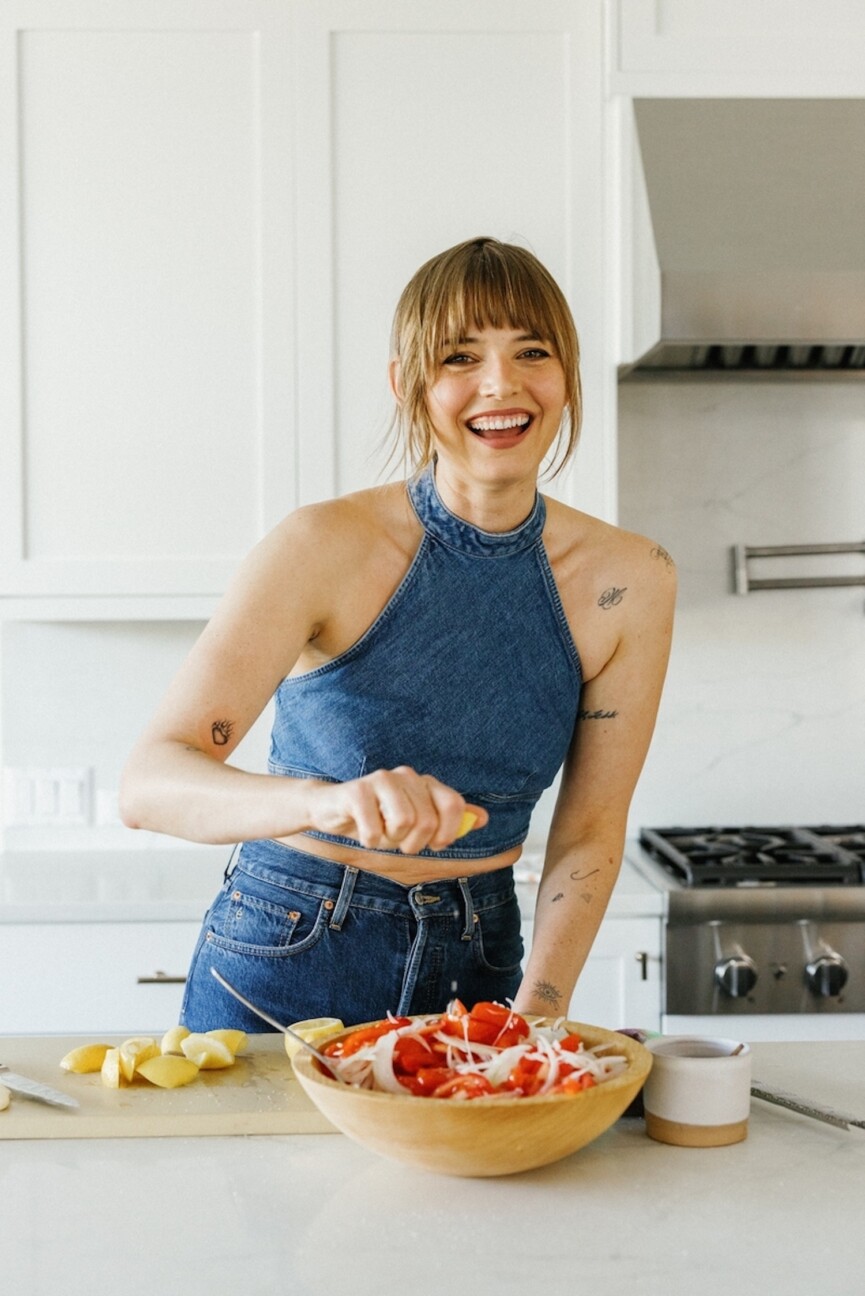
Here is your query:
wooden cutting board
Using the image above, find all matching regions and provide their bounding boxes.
[0,1032,337,1140]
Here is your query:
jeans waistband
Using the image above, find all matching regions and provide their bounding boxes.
[229,837,516,921]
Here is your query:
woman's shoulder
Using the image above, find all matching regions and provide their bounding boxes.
[544,495,676,576]
[272,481,414,551]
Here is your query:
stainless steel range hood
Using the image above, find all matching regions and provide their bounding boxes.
[621,99,865,379]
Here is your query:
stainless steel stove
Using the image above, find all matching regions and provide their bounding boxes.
[631,826,865,1041]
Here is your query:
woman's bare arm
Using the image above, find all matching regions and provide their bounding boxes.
[512,536,676,1018]
[120,499,482,854]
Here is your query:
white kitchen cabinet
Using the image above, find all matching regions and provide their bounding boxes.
[0,921,200,1034]
[611,0,865,95]
[521,915,662,1033]
[0,1,296,607]
[291,0,614,521]
[0,0,616,617]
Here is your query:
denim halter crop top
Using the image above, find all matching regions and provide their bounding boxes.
[268,464,583,859]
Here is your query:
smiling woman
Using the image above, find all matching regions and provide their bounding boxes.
[386,238,582,484]
[120,235,676,1032]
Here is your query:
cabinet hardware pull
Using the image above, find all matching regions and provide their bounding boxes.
[635,951,649,981]
[136,971,187,985]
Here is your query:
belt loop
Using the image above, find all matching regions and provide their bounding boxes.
[457,877,475,941]
[329,865,359,931]
[222,843,241,882]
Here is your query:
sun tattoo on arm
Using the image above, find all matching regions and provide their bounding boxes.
[533,979,563,1010]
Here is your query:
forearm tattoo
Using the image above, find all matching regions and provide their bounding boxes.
[598,586,626,609]
[533,979,563,1009]
[211,719,234,746]
[578,707,619,721]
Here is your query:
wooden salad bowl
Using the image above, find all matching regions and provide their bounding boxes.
[291,1018,652,1178]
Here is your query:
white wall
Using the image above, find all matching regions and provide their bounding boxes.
[617,380,865,828]
[1,621,272,850]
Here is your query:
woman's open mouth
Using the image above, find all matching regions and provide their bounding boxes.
[466,411,533,447]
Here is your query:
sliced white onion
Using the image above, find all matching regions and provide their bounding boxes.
[370,1031,407,1095]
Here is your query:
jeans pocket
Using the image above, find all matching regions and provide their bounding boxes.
[472,896,524,974]
[206,882,328,958]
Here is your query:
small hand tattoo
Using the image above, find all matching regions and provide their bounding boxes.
[578,708,619,721]
[580,892,593,904]
[598,586,626,609]
[211,719,234,746]
[551,892,564,903]
[650,543,674,568]
[569,868,600,883]
[533,979,562,1008]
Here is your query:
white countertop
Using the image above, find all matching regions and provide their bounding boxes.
[0,845,664,923]
[2,1040,862,1296]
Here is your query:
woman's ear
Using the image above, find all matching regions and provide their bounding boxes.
[388,358,404,403]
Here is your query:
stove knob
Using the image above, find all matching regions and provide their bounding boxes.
[805,954,849,998]
[714,955,758,998]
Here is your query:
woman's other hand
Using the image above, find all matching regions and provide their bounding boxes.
[306,766,487,854]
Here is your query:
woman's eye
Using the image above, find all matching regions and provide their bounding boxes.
[520,347,551,360]
[442,352,475,366]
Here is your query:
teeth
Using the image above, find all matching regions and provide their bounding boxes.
[468,414,530,432]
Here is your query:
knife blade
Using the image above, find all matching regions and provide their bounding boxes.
[751,1081,864,1132]
[0,1064,79,1110]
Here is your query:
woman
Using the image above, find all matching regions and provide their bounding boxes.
[120,236,676,1031]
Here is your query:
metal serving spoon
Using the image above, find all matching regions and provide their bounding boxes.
[209,967,348,1083]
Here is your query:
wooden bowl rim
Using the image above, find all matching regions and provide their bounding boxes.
[291,1015,652,1107]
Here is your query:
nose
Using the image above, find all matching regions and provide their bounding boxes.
[479,353,519,399]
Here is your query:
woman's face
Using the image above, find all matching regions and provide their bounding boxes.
[424,324,566,484]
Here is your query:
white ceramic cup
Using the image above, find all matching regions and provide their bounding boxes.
[643,1036,752,1147]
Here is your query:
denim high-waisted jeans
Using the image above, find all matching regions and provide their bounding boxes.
[180,838,524,1031]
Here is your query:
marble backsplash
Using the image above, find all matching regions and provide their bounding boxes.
[616,380,865,830]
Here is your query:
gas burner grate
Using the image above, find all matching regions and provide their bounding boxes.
[639,825,865,887]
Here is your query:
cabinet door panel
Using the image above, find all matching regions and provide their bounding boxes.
[293,0,613,519]
[0,5,295,597]
[1,922,200,1034]
[521,916,662,1032]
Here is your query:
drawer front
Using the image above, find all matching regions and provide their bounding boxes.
[1,922,200,1034]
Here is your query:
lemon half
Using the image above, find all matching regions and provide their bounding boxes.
[284,1018,344,1059]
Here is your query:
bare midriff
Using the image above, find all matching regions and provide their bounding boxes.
[274,831,522,886]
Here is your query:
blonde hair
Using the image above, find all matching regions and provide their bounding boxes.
[387,237,581,478]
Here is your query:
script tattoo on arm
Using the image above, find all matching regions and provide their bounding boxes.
[598,586,627,609]
[533,979,563,1009]
[578,708,619,721]
[211,719,234,747]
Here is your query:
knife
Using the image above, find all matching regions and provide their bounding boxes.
[0,1063,79,1110]
[751,1081,864,1133]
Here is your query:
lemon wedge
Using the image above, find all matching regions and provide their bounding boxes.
[180,1033,235,1070]
[283,1018,344,1060]
[101,1047,124,1089]
[456,811,478,839]
[137,1055,200,1089]
[60,1043,113,1074]
[206,1028,247,1056]
[118,1037,160,1083]
[161,1025,191,1055]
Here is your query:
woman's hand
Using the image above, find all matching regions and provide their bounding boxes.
[305,766,488,855]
